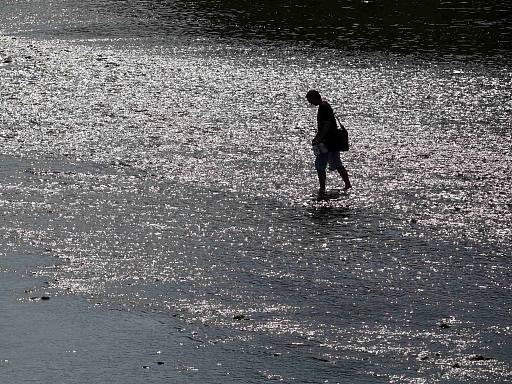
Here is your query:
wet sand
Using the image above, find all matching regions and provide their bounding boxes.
[1,262,179,383]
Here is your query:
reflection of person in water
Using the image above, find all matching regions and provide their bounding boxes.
[306,90,352,197]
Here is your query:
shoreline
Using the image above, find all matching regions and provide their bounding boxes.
[1,255,177,383]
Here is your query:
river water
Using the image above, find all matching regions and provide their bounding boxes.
[1,1,511,383]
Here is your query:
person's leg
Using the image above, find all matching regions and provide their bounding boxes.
[337,166,352,190]
[315,153,328,196]
[317,169,326,195]
[327,152,352,191]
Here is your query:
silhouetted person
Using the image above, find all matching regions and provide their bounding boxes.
[306,90,351,197]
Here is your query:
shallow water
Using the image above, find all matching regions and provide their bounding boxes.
[1,1,512,383]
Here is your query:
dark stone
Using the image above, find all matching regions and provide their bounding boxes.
[41,296,51,301]
[116,160,132,167]
[452,363,461,368]
[311,356,330,362]
[157,361,165,365]
[233,314,245,320]
[469,354,493,361]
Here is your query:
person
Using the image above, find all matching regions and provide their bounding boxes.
[306,90,352,197]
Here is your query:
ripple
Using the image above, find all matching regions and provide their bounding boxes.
[1,29,511,383]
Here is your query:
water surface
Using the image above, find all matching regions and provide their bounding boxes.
[1,1,511,383]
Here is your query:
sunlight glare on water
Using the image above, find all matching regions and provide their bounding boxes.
[1,1,511,382]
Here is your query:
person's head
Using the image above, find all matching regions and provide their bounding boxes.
[306,89,322,106]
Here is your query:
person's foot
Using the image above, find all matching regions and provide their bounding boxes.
[317,189,326,200]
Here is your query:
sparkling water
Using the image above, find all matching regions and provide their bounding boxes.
[1,1,511,383]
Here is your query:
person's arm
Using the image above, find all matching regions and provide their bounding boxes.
[312,120,332,145]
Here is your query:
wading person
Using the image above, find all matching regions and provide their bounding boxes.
[306,90,352,198]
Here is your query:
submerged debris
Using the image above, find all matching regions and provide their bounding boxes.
[468,354,494,362]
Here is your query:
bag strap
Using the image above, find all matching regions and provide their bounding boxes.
[333,111,346,131]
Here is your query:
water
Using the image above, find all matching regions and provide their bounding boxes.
[1,1,511,383]
[2,0,511,60]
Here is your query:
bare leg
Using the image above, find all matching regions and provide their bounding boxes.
[337,166,352,190]
[317,169,326,196]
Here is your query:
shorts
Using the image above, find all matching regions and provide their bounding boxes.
[315,151,343,171]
